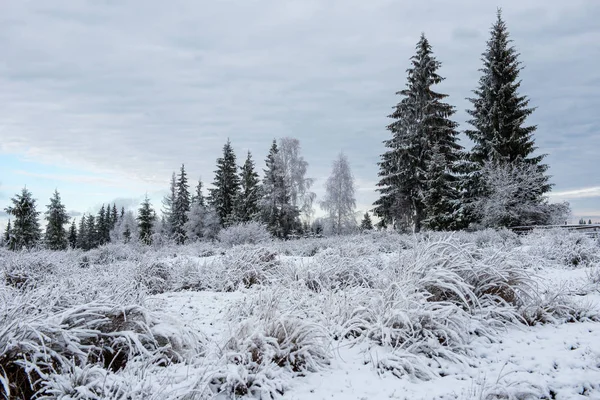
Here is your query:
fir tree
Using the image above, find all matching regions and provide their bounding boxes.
[137,195,156,245]
[161,172,177,237]
[110,203,118,229]
[360,212,373,231]
[589,219,593,225]
[422,147,459,231]
[173,164,191,244]
[209,139,241,226]
[76,215,87,249]
[191,179,205,207]
[96,204,110,246]
[260,140,299,238]
[235,151,261,223]
[464,10,551,226]
[120,207,125,219]
[68,219,78,249]
[85,214,97,250]
[374,34,461,233]
[44,189,70,250]
[3,220,11,247]
[4,187,42,250]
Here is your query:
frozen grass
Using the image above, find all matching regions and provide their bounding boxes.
[1,229,599,398]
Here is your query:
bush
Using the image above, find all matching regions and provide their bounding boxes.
[218,222,273,247]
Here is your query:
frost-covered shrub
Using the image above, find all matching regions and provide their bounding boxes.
[522,229,600,268]
[519,290,599,325]
[218,222,273,247]
[1,250,67,289]
[133,259,173,295]
[211,246,279,291]
[211,316,330,397]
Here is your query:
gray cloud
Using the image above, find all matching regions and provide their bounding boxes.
[0,0,598,212]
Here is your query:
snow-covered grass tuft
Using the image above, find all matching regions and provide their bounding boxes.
[218,222,273,247]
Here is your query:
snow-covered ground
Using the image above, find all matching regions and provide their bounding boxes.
[1,229,599,399]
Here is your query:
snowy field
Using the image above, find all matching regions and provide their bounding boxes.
[1,229,599,399]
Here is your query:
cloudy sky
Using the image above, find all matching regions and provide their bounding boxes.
[1,0,599,230]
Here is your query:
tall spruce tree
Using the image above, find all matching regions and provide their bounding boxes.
[360,212,373,231]
[161,172,177,237]
[260,140,298,238]
[3,220,11,247]
[44,189,70,250]
[374,34,462,232]
[85,214,97,250]
[137,195,156,245]
[76,215,87,249]
[96,204,111,246]
[110,203,118,230]
[172,164,191,244]
[68,219,78,249]
[209,139,240,226]
[235,151,261,223]
[422,146,459,230]
[464,10,551,226]
[4,187,41,250]
[191,179,205,207]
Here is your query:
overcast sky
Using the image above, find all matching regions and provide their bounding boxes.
[1,0,599,229]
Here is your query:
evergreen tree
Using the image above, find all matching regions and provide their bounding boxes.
[235,151,261,223]
[123,225,132,244]
[172,164,191,244]
[360,212,373,231]
[260,140,299,238]
[120,207,125,219]
[161,172,177,237]
[3,220,11,247]
[589,219,593,225]
[76,215,87,249]
[96,204,111,246]
[464,10,551,226]
[137,194,156,245]
[110,203,118,229]
[209,139,240,226]
[4,187,41,250]
[191,179,205,207]
[44,189,70,250]
[374,34,461,233]
[85,214,97,250]
[422,147,459,231]
[68,219,77,249]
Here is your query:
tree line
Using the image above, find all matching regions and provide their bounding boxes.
[2,10,570,250]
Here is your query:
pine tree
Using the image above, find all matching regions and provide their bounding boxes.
[191,179,205,207]
[85,214,97,250]
[3,220,11,247]
[76,215,87,249]
[360,212,373,231]
[260,140,299,238]
[209,139,241,226]
[137,194,156,245]
[422,147,459,231]
[162,172,177,237]
[110,203,118,229]
[235,151,261,223]
[44,189,70,250]
[374,34,461,233]
[96,204,110,246]
[4,187,41,250]
[68,219,78,249]
[589,219,593,225]
[172,164,191,244]
[120,207,125,219]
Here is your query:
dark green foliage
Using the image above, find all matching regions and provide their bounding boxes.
[209,139,241,227]
[374,34,462,232]
[68,219,78,249]
[137,195,156,245]
[76,215,87,249]
[235,151,261,223]
[44,189,70,250]
[422,147,460,231]
[3,220,11,247]
[360,212,373,231]
[173,164,191,244]
[96,204,111,246]
[161,172,177,237]
[192,179,205,207]
[85,214,97,250]
[4,187,41,250]
[260,140,300,238]
[110,203,118,229]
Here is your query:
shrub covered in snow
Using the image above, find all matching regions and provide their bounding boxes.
[218,222,273,247]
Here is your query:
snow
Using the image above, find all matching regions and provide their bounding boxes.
[1,229,599,399]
